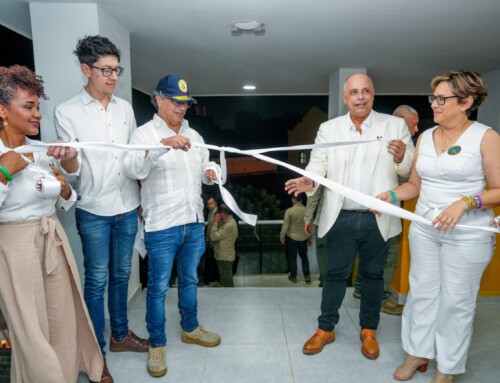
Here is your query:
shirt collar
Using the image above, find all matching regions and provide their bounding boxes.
[79,87,116,105]
[153,113,189,134]
[348,110,374,132]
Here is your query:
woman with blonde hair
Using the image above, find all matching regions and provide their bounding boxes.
[376,70,500,382]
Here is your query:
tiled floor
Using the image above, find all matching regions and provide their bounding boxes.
[78,279,500,383]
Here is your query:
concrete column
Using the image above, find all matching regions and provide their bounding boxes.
[29,3,140,306]
[328,68,367,119]
[478,69,500,133]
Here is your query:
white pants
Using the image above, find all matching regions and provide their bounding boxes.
[402,222,494,374]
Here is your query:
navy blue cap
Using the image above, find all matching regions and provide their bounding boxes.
[155,75,197,104]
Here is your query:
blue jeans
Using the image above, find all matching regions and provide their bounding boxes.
[145,223,205,347]
[76,208,138,354]
[319,210,390,331]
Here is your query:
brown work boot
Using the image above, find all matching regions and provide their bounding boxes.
[110,329,149,352]
[304,274,312,284]
[181,325,221,347]
[380,299,404,316]
[288,275,297,283]
[360,329,379,359]
[90,358,113,383]
[147,346,167,377]
[303,328,335,355]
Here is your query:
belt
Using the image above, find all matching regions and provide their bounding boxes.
[341,209,371,214]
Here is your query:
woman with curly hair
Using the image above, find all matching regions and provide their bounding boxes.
[0,65,103,383]
[377,70,500,383]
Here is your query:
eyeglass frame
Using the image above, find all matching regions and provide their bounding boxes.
[428,95,460,105]
[166,97,193,109]
[90,65,124,77]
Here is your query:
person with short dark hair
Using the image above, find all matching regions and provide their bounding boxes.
[210,204,238,287]
[203,196,220,284]
[0,65,103,383]
[377,70,500,383]
[55,35,147,383]
[124,74,221,378]
[280,194,310,283]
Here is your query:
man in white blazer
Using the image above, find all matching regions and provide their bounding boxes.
[285,73,414,360]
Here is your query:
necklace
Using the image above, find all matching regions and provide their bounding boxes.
[439,122,471,152]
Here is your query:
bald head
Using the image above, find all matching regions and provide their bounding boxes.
[343,73,375,122]
[393,105,419,137]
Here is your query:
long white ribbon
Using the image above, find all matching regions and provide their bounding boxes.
[5,141,499,234]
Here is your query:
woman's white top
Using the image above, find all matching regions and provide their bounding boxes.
[415,122,494,238]
[0,138,76,222]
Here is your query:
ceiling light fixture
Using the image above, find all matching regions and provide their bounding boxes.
[231,21,265,36]
[243,85,256,90]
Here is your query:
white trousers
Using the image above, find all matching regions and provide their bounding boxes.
[402,222,494,374]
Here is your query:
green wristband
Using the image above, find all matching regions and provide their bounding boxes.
[387,190,397,204]
[0,165,12,181]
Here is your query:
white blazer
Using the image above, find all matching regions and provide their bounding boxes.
[306,110,415,241]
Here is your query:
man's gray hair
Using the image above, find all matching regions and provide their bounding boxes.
[393,105,418,117]
[151,90,167,111]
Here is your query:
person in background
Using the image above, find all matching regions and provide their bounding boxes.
[376,70,500,383]
[304,185,327,287]
[123,74,221,378]
[204,196,220,285]
[55,35,148,383]
[393,105,419,141]
[280,194,311,284]
[0,65,103,383]
[354,105,420,315]
[210,204,239,287]
[285,73,414,360]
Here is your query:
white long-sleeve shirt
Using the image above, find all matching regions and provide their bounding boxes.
[55,88,140,216]
[123,114,218,232]
[0,139,77,222]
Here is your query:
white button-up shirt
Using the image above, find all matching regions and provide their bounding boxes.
[55,88,140,216]
[342,113,375,210]
[124,114,218,232]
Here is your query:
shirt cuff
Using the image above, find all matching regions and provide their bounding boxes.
[56,187,77,211]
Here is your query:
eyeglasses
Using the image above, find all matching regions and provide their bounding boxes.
[167,97,192,109]
[428,95,459,105]
[90,66,124,77]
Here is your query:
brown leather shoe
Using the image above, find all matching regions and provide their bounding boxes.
[303,328,335,355]
[109,329,149,353]
[304,274,311,284]
[288,275,297,283]
[360,329,379,359]
[90,358,114,383]
[380,299,404,316]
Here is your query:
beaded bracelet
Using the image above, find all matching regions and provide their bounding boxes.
[461,195,478,211]
[387,190,397,204]
[0,165,12,182]
[474,195,483,209]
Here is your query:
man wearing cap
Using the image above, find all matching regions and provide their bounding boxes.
[124,75,221,378]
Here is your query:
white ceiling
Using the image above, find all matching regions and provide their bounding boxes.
[2,0,500,96]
